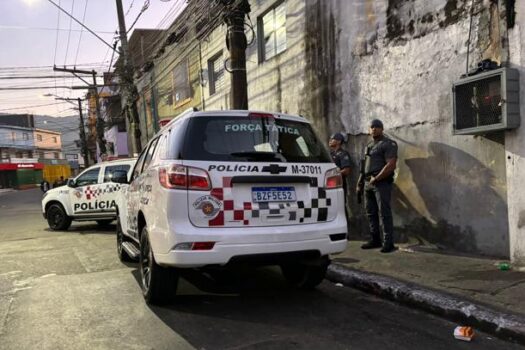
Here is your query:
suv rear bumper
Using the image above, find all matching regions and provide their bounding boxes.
[153,223,348,268]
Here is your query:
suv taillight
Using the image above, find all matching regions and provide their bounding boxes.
[324,168,343,189]
[159,165,211,190]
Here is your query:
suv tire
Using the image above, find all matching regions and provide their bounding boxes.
[116,216,133,262]
[46,203,72,231]
[281,256,330,289]
[139,226,179,304]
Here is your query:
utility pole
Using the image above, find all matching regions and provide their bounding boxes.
[91,70,106,157]
[223,0,251,110]
[55,97,90,168]
[53,66,106,159]
[76,98,89,168]
[116,0,142,155]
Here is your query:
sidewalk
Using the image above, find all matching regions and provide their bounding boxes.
[327,241,525,343]
[0,189,15,196]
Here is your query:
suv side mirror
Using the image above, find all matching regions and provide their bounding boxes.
[111,170,129,184]
[67,178,76,188]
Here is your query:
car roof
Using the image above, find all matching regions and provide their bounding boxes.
[86,158,136,168]
[159,109,309,134]
[191,110,308,123]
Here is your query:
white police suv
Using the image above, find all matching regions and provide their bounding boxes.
[115,109,348,304]
[42,158,136,230]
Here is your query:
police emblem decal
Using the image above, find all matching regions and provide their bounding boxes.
[193,195,222,218]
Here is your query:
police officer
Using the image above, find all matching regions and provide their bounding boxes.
[329,133,351,212]
[356,119,398,253]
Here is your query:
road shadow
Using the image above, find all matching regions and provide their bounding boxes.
[42,223,116,235]
[135,267,348,349]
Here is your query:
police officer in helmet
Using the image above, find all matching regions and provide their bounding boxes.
[329,132,351,217]
[357,119,398,253]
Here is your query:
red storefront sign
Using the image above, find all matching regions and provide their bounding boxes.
[0,163,44,170]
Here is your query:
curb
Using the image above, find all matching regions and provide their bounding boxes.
[327,263,525,344]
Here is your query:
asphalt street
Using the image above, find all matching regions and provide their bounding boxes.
[0,189,522,350]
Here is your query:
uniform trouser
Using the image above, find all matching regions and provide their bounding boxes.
[365,181,394,246]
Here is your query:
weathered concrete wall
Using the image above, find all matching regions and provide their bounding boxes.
[329,0,510,257]
[202,0,308,117]
[507,0,525,264]
[200,26,230,110]
[246,0,308,117]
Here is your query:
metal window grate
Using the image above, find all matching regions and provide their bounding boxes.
[452,68,520,135]
[455,76,502,129]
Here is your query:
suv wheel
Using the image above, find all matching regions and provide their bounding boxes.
[281,256,330,289]
[116,216,133,262]
[46,203,72,231]
[139,226,179,304]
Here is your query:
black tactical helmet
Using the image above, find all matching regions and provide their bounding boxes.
[369,119,384,128]
[330,132,345,143]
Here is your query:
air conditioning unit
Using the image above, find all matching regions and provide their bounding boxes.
[452,68,520,135]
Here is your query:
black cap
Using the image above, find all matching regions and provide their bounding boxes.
[370,119,383,128]
[330,132,345,142]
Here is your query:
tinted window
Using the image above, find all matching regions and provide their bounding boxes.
[182,116,331,163]
[76,168,100,186]
[142,138,160,170]
[103,164,131,182]
[132,149,148,180]
[155,134,168,160]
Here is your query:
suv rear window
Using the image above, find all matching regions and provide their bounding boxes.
[182,116,331,163]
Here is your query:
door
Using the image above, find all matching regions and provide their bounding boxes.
[95,163,133,216]
[69,166,102,216]
[125,146,152,239]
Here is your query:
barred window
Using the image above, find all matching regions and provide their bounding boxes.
[208,52,224,96]
[258,1,287,62]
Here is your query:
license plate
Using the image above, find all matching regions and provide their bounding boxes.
[251,186,296,202]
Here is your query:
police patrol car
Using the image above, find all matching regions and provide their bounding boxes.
[115,109,348,304]
[42,159,136,230]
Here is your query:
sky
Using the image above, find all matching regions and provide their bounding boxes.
[0,0,186,117]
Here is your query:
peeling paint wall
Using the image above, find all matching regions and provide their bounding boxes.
[507,0,525,265]
[328,0,510,257]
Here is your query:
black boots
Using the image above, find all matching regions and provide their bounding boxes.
[380,244,396,253]
[361,240,396,253]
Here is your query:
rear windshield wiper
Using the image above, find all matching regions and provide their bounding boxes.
[230,151,283,162]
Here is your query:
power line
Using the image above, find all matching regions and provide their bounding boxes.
[64,0,76,66]
[0,102,68,112]
[0,75,90,80]
[127,0,151,34]
[46,0,117,51]
[74,0,90,67]
[0,61,111,70]
[0,24,115,34]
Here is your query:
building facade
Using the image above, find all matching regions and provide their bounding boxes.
[34,128,71,184]
[0,125,42,189]
[128,0,525,263]
[34,115,86,173]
